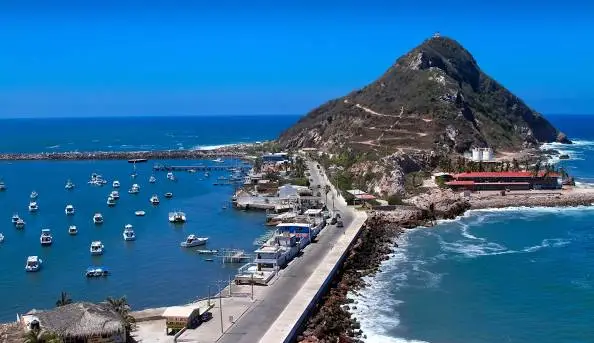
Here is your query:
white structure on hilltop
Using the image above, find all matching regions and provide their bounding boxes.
[470,147,493,162]
[433,32,441,38]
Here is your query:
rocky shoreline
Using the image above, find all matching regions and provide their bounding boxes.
[0,148,248,161]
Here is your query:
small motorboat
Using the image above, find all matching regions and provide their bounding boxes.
[40,229,53,246]
[28,201,39,212]
[0,181,6,191]
[149,175,156,184]
[93,213,104,225]
[90,241,104,255]
[65,179,75,190]
[212,158,224,163]
[188,169,197,174]
[106,196,116,207]
[68,225,78,235]
[112,180,121,188]
[150,194,160,205]
[180,234,208,247]
[166,172,176,181]
[110,190,120,200]
[30,191,38,200]
[15,218,25,229]
[204,258,214,262]
[168,211,186,223]
[11,213,20,224]
[134,210,146,217]
[85,266,109,277]
[164,192,173,199]
[123,224,136,241]
[196,249,219,254]
[0,233,4,243]
[204,172,210,177]
[65,204,75,215]
[25,256,42,272]
[128,184,140,194]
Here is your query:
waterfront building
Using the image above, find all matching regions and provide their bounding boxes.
[445,171,562,191]
[261,152,289,163]
[163,306,201,335]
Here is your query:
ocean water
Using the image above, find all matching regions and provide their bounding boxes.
[0,115,299,321]
[352,114,594,343]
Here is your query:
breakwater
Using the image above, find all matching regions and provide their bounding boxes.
[0,149,246,161]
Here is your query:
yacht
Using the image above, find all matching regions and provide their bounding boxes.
[123,224,136,241]
[0,180,6,191]
[88,173,107,186]
[0,233,4,243]
[11,213,20,224]
[168,211,187,223]
[166,172,176,181]
[65,204,75,215]
[28,201,39,212]
[85,266,109,277]
[180,234,208,247]
[164,192,173,199]
[40,229,53,246]
[15,219,25,229]
[128,184,140,194]
[149,175,157,184]
[25,256,42,272]
[134,210,146,216]
[212,158,224,163]
[106,196,116,207]
[90,241,104,255]
[68,225,78,235]
[112,180,121,188]
[65,179,75,190]
[30,191,38,200]
[110,190,120,199]
[150,194,160,205]
[93,213,104,225]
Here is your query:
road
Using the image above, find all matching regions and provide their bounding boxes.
[218,160,353,343]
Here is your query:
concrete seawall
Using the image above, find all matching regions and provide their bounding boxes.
[0,150,245,161]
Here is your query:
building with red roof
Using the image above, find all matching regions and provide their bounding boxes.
[445,171,562,191]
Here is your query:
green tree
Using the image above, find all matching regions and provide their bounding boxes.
[23,329,61,343]
[106,296,136,342]
[387,194,403,205]
[55,291,72,307]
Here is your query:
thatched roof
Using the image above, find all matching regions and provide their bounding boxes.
[34,302,124,338]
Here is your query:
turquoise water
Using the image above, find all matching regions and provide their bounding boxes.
[352,115,594,343]
[0,115,299,321]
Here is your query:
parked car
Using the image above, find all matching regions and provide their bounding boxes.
[200,311,213,323]
[336,219,344,228]
[330,217,337,225]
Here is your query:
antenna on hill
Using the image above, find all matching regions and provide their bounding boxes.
[433,32,441,38]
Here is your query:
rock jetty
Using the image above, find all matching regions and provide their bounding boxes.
[0,149,245,161]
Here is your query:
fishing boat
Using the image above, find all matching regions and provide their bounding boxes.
[134,210,146,216]
[196,249,219,254]
[168,211,186,223]
[90,241,104,255]
[166,172,176,181]
[40,229,53,246]
[164,192,173,199]
[28,201,39,212]
[25,256,42,272]
[112,180,120,188]
[85,266,109,277]
[15,219,25,229]
[123,224,136,241]
[65,179,75,190]
[65,204,75,215]
[93,213,104,224]
[149,175,157,183]
[68,225,78,235]
[110,190,120,200]
[149,194,160,205]
[180,234,208,247]
[106,196,116,207]
[30,191,38,200]
[128,184,140,194]
[11,213,20,224]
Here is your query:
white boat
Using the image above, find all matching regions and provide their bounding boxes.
[15,219,25,229]
[150,194,160,205]
[106,196,116,207]
[65,179,75,190]
[11,213,20,224]
[135,210,146,216]
[65,204,75,215]
[123,224,136,241]
[204,172,210,177]
[28,201,39,212]
[0,181,6,191]
[110,190,120,199]
[90,241,104,255]
[196,249,219,254]
[93,213,104,224]
[180,234,208,247]
[40,229,52,246]
[166,172,176,181]
[128,184,140,194]
[68,225,78,235]
[85,266,109,277]
[149,175,157,183]
[212,158,224,163]
[25,256,42,272]
[0,233,4,243]
[168,211,186,223]
[164,192,173,199]
[112,180,120,188]
[30,191,38,200]
[88,173,107,186]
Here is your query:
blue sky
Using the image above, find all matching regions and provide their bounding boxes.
[0,0,593,117]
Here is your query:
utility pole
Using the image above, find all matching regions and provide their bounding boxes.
[207,285,211,306]
[218,281,224,334]
[332,194,335,212]
[251,274,254,300]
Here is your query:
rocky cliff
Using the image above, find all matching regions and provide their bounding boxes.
[279,36,570,154]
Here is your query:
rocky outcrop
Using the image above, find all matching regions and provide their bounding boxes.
[406,189,471,219]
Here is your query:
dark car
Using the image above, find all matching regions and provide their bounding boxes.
[330,217,337,225]
[336,219,344,228]
[200,312,213,323]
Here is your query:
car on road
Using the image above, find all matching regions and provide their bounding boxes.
[336,219,344,228]
[200,311,213,323]
[330,217,337,225]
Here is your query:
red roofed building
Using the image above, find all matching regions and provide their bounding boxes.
[446,171,562,191]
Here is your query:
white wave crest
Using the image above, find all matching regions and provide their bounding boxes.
[192,143,237,150]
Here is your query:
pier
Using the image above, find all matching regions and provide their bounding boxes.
[0,149,246,162]
[152,164,250,172]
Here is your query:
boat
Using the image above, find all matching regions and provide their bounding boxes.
[204,258,214,262]
[123,224,136,241]
[85,266,109,277]
[128,184,140,194]
[106,196,116,207]
[93,213,104,224]
[212,158,224,163]
[65,204,75,215]
[30,191,38,200]
[68,225,78,235]
[166,172,176,181]
[130,163,138,178]
[40,229,53,246]
[168,211,186,223]
[90,241,104,255]
[88,173,108,186]
[150,194,160,205]
[134,210,146,216]
[0,180,6,191]
[28,201,39,212]
[128,158,148,163]
[196,249,219,254]
[188,169,197,174]
[110,190,120,200]
[149,175,157,183]
[15,219,25,229]
[204,172,210,177]
[25,256,42,272]
[112,180,121,188]
[11,213,20,224]
[65,179,75,190]
[0,233,3,243]
[180,234,208,247]
[164,192,173,199]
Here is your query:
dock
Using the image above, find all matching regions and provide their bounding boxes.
[0,149,246,162]
[152,164,250,172]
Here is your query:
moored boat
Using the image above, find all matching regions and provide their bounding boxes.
[65,179,75,190]
[11,213,20,224]
[110,190,120,199]
[212,158,223,163]
[30,191,38,200]
[40,229,53,246]
[128,184,140,194]
[164,192,173,199]
[150,194,160,205]
[180,234,208,247]
[0,180,6,191]
[134,210,146,216]
[25,256,42,272]
[123,224,136,241]
[28,201,39,212]
[90,241,104,255]
[85,266,109,277]
[0,233,4,243]
[65,204,75,215]
[106,196,116,207]
[149,175,157,183]
[166,172,176,181]
[93,213,104,224]
[112,180,120,188]
[168,211,186,223]
[15,218,25,229]
[68,225,78,235]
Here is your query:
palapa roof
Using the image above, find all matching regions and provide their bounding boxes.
[34,302,124,338]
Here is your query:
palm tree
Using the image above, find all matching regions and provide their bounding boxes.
[106,296,136,340]
[23,329,61,343]
[55,291,72,307]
